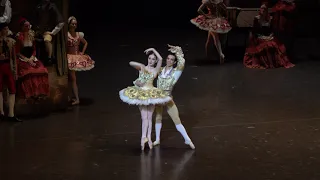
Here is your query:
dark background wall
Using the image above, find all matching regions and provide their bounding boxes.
[8,0,320,32]
[69,0,319,32]
[69,0,267,28]
[9,0,320,36]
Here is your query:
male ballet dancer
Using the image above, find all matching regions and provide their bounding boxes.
[153,44,195,149]
[0,23,21,122]
[33,0,64,65]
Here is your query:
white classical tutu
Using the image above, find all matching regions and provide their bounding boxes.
[119,86,172,106]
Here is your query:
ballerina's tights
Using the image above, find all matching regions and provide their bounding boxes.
[139,105,155,139]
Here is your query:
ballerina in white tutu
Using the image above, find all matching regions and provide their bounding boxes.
[119,48,172,150]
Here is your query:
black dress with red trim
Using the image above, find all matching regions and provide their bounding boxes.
[243,16,294,69]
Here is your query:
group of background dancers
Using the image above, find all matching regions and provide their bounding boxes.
[0,0,94,122]
[191,0,296,69]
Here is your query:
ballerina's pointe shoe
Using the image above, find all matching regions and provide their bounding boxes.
[148,139,153,149]
[219,54,225,64]
[71,99,80,105]
[185,141,196,150]
[141,137,148,151]
[153,140,160,146]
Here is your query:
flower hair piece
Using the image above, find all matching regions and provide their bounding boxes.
[18,17,27,26]
[68,16,76,24]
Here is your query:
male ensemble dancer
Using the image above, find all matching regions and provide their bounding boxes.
[0,23,21,122]
[154,45,195,149]
[34,0,65,65]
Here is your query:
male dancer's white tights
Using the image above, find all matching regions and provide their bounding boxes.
[154,100,192,143]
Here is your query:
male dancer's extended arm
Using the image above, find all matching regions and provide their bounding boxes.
[50,3,65,35]
[168,45,185,85]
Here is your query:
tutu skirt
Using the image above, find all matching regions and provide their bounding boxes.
[119,86,172,106]
[191,15,231,33]
[67,54,95,71]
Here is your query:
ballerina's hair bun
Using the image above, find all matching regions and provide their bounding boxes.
[68,16,77,24]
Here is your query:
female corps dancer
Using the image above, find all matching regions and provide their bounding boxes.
[154,45,195,149]
[191,0,231,64]
[243,1,294,69]
[67,16,95,105]
[119,48,172,150]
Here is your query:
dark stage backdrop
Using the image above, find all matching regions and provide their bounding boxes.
[70,0,319,32]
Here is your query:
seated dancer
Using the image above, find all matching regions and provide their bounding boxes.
[33,0,64,65]
[0,23,21,122]
[154,45,195,149]
[243,2,294,69]
[15,18,49,99]
[67,16,94,105]
[191,0,231,64]
[119,48,172,151]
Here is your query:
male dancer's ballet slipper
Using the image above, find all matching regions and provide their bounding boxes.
[153,140,160,146]
[185,141,196,150]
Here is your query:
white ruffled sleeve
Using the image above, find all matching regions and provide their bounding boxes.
[78,32,84,39]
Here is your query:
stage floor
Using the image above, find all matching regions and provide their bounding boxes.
[1,28,320,179]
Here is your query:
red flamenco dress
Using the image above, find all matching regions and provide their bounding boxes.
[243,16,294,69]
[16,31,50,98]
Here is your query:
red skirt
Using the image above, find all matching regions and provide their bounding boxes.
[243,36,294,69]
[17,60,50,98]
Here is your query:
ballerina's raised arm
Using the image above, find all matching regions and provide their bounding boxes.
[129,61,146,71]
[197,0,208,15]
